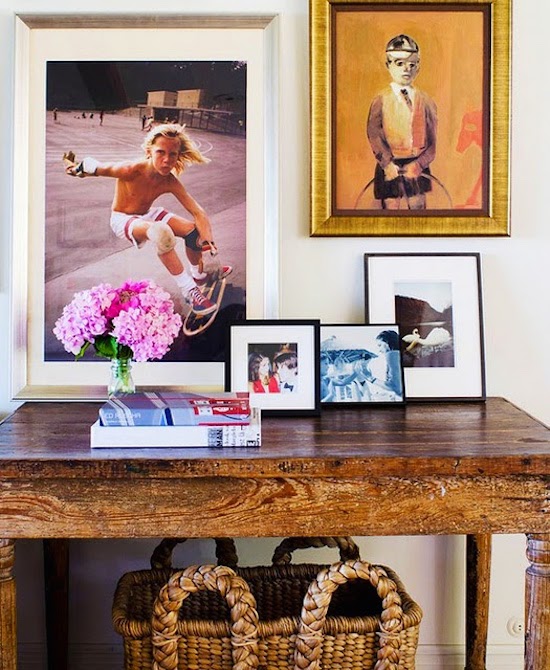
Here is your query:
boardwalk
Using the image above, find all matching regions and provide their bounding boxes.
[44,111,246,363]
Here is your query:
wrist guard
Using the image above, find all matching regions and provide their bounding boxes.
[75,157,100,176]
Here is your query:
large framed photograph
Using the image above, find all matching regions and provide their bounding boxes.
[320,324,405,405]
[310,0,511,236]
[11,14,279,400]
[226,320,321,416]
[364,253,486,400]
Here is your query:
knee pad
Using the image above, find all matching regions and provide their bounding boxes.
[184,227,203,251]
[147,221,176,255]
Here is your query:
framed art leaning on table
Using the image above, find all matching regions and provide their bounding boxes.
[11,14,278,400]
[320,324,405,405]
[226,320,321,416]
[310,0,511,236]
[364,253,486,401]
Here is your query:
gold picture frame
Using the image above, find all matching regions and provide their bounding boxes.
[310,0,511,236]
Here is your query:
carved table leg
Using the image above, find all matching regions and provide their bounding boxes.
[0,539,17,670]
[465,533,492,670]
[525,533,550,669]
[43,539,69,670]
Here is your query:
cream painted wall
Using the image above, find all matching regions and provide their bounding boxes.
[1,0,548,668]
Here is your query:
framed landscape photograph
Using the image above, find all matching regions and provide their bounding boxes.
[226,320,321,416]
[320,324,405,405]
[11,14,278,399]
[310,0,511,236]
[364,253,485,400]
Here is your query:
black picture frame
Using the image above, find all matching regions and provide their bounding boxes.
[226,319,321,416]
[364,252,486,401]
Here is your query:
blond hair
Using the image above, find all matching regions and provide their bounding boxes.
[142,123,209,175]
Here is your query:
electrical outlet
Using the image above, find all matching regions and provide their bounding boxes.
[507,617,524,638]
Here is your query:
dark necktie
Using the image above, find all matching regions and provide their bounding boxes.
[401,88,413,110]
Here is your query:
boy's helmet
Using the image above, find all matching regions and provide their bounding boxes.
[386,34,419,55]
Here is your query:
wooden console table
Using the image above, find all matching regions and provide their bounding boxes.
[0,398,548,669]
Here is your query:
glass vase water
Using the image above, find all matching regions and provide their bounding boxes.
[108,358,135,397]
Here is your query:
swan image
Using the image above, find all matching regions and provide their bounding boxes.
[402,327,452,352]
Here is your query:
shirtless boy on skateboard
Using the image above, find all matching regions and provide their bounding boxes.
[64,123,232,318]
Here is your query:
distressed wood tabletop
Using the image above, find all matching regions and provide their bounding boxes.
[0,397,549,670]
[0,397,548,537]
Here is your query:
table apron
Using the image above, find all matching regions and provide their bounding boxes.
[0,474,548,537]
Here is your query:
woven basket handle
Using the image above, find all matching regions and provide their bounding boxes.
[294,559,404,670]
[271,536,360,565]
[150,537,238,569]
[152,564,260,670]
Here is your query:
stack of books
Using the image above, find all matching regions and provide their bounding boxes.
[90,391,261,448]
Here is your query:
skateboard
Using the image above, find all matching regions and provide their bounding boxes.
[183,271,228,337]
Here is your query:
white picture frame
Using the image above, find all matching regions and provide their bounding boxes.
[11,14,279,400]
[364,253,486,400]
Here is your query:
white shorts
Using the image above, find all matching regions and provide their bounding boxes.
[110,207,173,248]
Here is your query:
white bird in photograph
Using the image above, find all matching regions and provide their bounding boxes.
[402,327,452,351]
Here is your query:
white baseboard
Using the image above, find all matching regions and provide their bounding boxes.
[18,643,524,670]
[416,644,523,669]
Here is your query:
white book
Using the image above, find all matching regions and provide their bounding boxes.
[90,408,261,448]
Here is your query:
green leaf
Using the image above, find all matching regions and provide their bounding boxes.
[116,343,134,359]
[75,341,91,361]
[90,336,134,361]
[93,335,118,360]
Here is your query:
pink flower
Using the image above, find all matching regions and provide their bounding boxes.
[53,279,182,361]
[104,280,150,320]
[53,283,115,355]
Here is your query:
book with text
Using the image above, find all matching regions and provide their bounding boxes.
[99,392,252,427]
[91,408,261,448]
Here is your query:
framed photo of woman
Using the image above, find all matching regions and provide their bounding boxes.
[320,324,406,405]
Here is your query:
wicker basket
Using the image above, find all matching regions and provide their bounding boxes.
[112,537,422,670]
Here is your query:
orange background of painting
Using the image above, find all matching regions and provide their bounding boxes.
[334,9,485,210]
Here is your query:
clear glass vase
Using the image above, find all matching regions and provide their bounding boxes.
[108,357,135,397]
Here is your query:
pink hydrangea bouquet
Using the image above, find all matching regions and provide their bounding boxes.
[53,279,182,362]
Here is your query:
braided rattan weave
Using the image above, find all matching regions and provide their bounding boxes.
[112,537,422,670]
